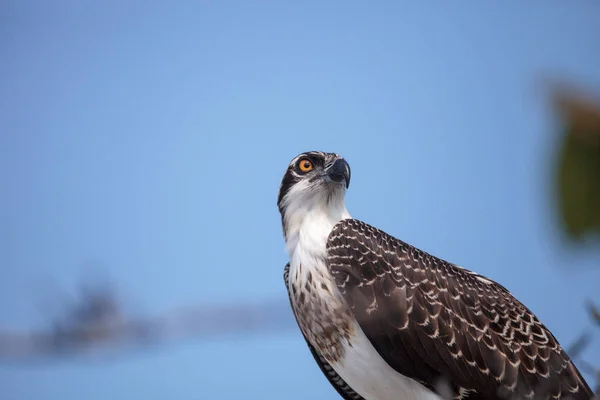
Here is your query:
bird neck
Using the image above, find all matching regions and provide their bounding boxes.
[284,195,351,265]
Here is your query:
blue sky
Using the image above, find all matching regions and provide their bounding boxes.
[1,2,600,399]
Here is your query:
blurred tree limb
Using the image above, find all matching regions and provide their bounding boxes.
[551,83,600,242]
[0,280,295,363]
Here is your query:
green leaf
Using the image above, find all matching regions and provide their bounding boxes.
[556,129,600,240]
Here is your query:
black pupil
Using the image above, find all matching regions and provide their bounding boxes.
[302,161,311,169]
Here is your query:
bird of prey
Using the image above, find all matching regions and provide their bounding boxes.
[278,151,594,400]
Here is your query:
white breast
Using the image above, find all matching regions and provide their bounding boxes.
[332,323,443,400]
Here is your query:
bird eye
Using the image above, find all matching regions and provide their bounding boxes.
[297,158,314,173]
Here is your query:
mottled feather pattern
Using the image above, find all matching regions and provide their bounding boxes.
[283,264,366,400]
[326,219,594,400]
[287,260,355,365]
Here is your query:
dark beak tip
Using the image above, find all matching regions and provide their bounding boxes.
[327,158,351,188]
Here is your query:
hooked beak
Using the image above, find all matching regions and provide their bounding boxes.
[325,158,351,189]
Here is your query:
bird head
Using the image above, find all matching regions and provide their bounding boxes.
[277,151,351,243]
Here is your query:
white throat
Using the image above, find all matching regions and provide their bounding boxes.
[283,189,351,264]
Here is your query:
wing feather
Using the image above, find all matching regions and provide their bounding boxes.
[326,219,594,400]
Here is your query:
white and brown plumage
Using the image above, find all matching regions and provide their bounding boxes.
[278,151,594,400]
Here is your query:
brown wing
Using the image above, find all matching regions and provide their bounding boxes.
[326,219,594,400]
[283,263,366,400]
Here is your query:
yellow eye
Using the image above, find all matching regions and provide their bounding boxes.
[298,158,314,172]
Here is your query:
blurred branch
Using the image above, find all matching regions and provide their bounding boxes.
[570,299,600,397]
[587,300,600,327]
[0,279,295,363]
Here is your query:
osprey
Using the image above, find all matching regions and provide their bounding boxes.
[278,151,594,400]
